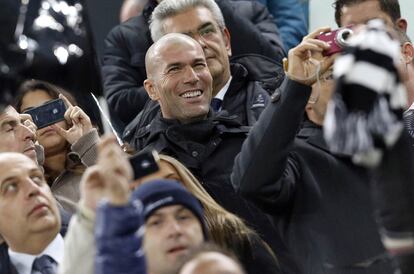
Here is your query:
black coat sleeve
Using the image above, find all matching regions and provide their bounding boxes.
[101,19,150,127]
[219,0,286,63]
[241,233,281,274]
[372,131,414,274]
[231,79,311,213]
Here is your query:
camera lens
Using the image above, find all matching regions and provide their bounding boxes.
[336,28,353,47]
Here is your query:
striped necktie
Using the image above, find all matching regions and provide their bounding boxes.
[404,109,414,138]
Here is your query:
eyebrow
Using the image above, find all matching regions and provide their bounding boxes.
[165,62,183,70]
[165,58,205,70]
[0,167,43,184]
[176,206,192,215]
[148,205,188,219]
[0,118,18,130]
[183,22,215,37]
[198,22,214,31]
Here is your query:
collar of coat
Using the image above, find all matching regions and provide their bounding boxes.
[136,109,249,146]
[297,119,353,158]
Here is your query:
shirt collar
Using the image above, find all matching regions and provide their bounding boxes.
[8,234,64,274]
[214,76,232,101]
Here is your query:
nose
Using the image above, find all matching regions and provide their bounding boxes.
[192,33,208,49]
[166,219,183,238]
[18,123,35,142]
[183,66,199,85]
[23,178,41,199]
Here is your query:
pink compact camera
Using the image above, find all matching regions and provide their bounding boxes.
[317,27,353,56]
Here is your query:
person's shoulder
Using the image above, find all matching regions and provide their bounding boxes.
[106,15,148,42]
[0,244,17,274]
[230,55,285,94]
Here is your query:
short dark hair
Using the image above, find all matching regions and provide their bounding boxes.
[333,0,401,27]
[14,79,77,112]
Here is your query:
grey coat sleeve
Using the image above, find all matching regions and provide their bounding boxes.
[71,128,100,167]
[101,24,150,127]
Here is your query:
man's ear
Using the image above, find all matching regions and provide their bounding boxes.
[144,79,159,101]
[222,27,232,57]
[396,18,408,32]
[401,42,414,64]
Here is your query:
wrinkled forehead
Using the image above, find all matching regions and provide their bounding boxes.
[0,153,38,179]
[0,106,19,122]
[156,39,205,63]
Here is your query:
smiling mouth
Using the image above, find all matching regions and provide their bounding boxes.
[180,90,203,99]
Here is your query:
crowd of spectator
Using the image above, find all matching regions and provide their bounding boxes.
[0,0,413,274]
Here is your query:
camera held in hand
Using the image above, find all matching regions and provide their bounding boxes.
[317,27,354,56]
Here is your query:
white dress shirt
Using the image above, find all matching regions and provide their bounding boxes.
[213,76,233,111]
[8,234,64,274]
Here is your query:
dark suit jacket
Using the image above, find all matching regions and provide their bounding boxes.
[232,79,396,274]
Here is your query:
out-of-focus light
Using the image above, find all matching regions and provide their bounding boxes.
[52,1,61,13]
[34,11,64,32]
[18,36,29,50]
[41,0,51,10]
[54,46,69,64]
[68,44,84,57]
[59,1,70,15]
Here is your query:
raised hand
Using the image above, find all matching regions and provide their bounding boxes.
[80,135,133,212]
[97,135,133,206]
[51,94,93,144]
[286,27,337,86]
[19,113,37,138]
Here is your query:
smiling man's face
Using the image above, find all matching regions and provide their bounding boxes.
[0,106,37,162]
[144,35,213,123]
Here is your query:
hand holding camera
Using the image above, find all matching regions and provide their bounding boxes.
[51,94,94,144]
[285,27,339,86]
[317,27,353,56]
[19,113,37,137]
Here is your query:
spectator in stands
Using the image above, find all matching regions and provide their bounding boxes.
[102,0,284,133]
[0,153,66,274]
[334,0,413,106]
[132,154,280,274]
[232,21,412,273]
[59,136,206,274]
[333,0,414,145]
[0,107,37,163]
[15,80,100,213]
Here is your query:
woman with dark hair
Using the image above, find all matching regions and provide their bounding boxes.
[15,79,100,213]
